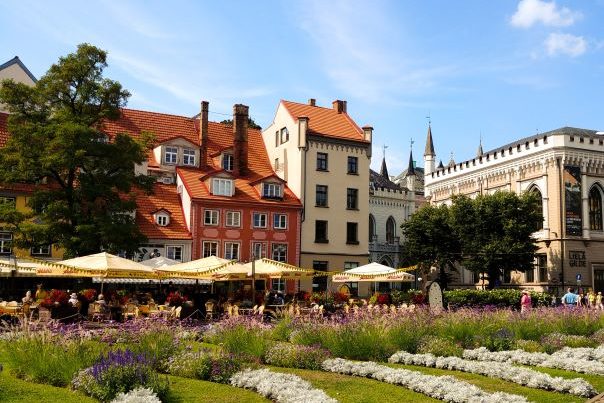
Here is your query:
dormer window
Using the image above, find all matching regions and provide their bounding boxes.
[222,154,234,171]
[165,146,178,164]
[155,212,170,226]
[183,148,196,166]
[263,183,282,199]
[212,178,233,196]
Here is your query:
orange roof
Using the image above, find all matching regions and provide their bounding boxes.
[281,100,367,142]
[0,112,9,147]
[135,183,192,240]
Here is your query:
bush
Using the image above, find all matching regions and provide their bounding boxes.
[443,289,551,309]
[417,336,463,357]
[166,350,249,383]
[122,328,178,371]
[204,317,272,360]
[265,342,331,370]
[591,328,604,344]
[72,349,169,402]
[479,328,515,351]
[271,316,293,342]
[541,332,597,354]
[514,339,543,353]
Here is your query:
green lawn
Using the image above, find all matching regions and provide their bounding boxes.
[0,369,97,403]
[166,375,269,403]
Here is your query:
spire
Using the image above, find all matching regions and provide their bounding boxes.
[437,160,444,169]
[406,149,415,176]
[447,151,456,168]
[424,124,435,157]
[477,135,483,158]
[380,157,389,178]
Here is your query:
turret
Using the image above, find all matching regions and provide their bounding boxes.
[423,124,436,175]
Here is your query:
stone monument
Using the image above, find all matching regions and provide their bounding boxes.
[428,281,444,314]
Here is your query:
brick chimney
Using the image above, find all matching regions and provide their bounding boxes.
[308,98,316,106]
[199,101,209,167]
[332,100,347,114]
[233,104,249,177]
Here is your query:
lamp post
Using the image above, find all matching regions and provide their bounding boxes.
[251,252,256,304]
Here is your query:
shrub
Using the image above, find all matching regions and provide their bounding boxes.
[591,328,604,344]
[123,328,178,371]
[265,342,331,370]
[541,332,596,354]
[417,336,463,357]
[166,350,248,383]
[480,328,515,351]
[72,349,169,402]
[271,316,293,342]
[514,339,543,353]
[443,289,551,309]
[204,317,272,360]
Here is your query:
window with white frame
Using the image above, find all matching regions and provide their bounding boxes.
[273,214,287,229]
[204,209,219,226]
[212,178,233,196]
[222,154,234,171]
[0,232,12,255]
[251,242,266,259]
[165,146,178,164]
[271,278,285,292]
[156,213,170,226]
[202,241,218,258]
[253,212,267,228]
[226,211,241,227]
[0,196,15,206]
[224,242,240,260]
[166,245,183,261]
[31,245,50,256]
[271,243,287,262]
[262,183,282,199]
[183,148,196,166]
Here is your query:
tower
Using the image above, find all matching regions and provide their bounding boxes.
[424,123,436,175]
[405,148,416,192]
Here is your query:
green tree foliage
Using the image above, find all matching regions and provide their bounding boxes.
[0,44,155,257]
[220,117,261,130]
[402,191,542,290]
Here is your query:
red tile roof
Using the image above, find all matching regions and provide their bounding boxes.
[281,100,367,142]
[135,183,192,240]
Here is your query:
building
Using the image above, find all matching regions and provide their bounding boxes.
[0,56,37,112]
[262,99,372,291]
[424,126,604,294]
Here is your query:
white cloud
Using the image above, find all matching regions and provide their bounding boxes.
[545,33,587,57]
[510,0,581,28]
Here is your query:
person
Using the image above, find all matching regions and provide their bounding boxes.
[97,294,109,313]
[550,294,557,307]
[596,292,603,310]
[274,292,284,305]
[68,293,79,307]
[562,288,577,307]
[520,290,532,313]
[35,284,48,302]
[577,293,584,308]
[22,290,34,304]
[588,290,596,309]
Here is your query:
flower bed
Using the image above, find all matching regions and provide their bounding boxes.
[322,358,528,402]
[230,368,337,403]
[110,387,161,403]
[388,351,596,397]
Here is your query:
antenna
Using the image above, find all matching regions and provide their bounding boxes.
[426,111,431,125]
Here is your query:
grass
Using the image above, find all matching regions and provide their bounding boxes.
[527,366,604,393]
[165,375,269,402]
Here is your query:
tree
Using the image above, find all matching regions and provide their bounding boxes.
[401,204,461,290]
[220,117,262,130]
[0,44,155,257]
[449,192,542,289]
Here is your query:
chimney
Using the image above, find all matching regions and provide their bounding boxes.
[332,100,347,114]
[363,126,373,158]
[308,98,316,106]
[199,101,209,167]
[233,104,249,177]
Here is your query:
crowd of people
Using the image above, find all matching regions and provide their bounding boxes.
[560,288,603,308]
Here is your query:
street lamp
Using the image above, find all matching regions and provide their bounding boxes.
[251,252,256,304]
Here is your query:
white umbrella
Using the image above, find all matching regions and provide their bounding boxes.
[332,262,415,292]
[140,256,180,268]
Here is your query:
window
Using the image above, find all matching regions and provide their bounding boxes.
[589,186,603,231]
[531,187,544,230]
[251,242,266,259]
[280,127,289,144]
[202,241,218,258]
[222,154,234,171]
[156,213,169,226]
[525,267,535,283]
[272,243,287,262]
[253,212,267,228]
[0,232,12,255]
[315,220,328,243]
[369,214,376,242]
[263,183,282,199]
[275,131,279,147]
[31,245,50,256]
[386,216,396,244]
[212,178,233,196]
[316,152,328,171]
[346,222,358,244]
[165,146,178,164]
[183,148,196,166]
[0,196,15,206]
[204,210,219,226]
[274,158,280,171]
[346,188,358,209]
[224,242,240,260]
[166,246,183,262]
[536,254,548,282]
[226,211,241,227]
[316,185,328,207]
[312,261,328,292]
[273,214,287,229]
[271,278,286,292]
[344,262,359,297]
[347,156,358,174]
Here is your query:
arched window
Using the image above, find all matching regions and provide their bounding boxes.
[369,214,376,242]
[530,186,543,230]
[386,216,396,244]
[589,186,603,231]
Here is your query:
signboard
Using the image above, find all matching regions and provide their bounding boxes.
[564,165,582,236]
[576,273,582,281]
[569,251,586,267]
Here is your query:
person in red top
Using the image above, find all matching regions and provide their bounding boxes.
[520,290,532,313]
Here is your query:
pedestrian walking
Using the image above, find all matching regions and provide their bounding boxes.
[520,290,532,313]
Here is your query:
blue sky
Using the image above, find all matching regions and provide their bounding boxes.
[1,0,603,174]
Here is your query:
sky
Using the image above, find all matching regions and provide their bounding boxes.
[1,0,603,174]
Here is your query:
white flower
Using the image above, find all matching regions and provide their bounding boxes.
[323,358,528,403]
[230,368,337,403]
[463,347,604,376]
[110,387,161,403]
[389,351,595,397]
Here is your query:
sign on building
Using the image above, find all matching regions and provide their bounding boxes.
[564,165,582,236]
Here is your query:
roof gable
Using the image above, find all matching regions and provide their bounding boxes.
[0,56,38,83]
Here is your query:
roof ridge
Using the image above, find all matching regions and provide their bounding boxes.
[121,107,195,121]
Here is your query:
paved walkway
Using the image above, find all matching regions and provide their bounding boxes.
[587,393,604,402]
